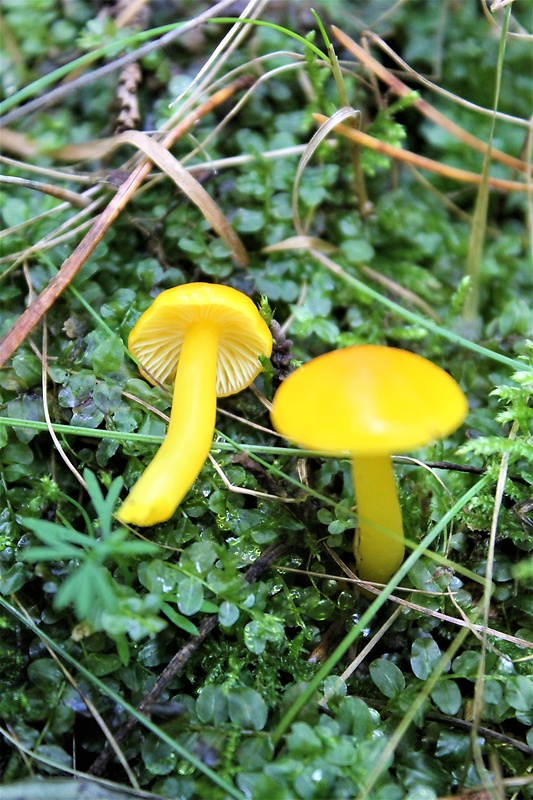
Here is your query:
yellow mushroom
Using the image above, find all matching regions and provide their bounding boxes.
[270,345,468,585]
[117,283,272,527]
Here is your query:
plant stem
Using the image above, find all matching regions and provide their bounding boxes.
[117,322,218,526]
[463,4,512,322]
[352,455,405,583]
[271,474,491,746]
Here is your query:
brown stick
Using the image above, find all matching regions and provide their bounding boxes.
[88,540,288,777]
[0,78,249,368]
[313,114,528,193]
[332,26,530,175]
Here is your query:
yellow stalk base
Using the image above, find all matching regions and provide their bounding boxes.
[352,455,405,585]
[117,322,218,526]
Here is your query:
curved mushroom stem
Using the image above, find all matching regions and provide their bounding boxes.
[352,455,405,585]
[117,321,219,526]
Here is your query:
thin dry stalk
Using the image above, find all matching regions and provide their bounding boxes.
[41,326,87,489]
[12,595,140,789]
[0,175,91,208]
[318,606,403,706]
[313,113,528,193]
[0,154,95,183]
[0,78,250,368]
[263,235,441,321]
[333,26,532,166]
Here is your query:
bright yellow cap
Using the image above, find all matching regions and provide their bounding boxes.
[271,345,468,456]
[128,283,273,397]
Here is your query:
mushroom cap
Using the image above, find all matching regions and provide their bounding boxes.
[128,283,272,397]
[271,345,468,456]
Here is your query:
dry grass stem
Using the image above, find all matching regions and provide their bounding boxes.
[0,0,242,127]
[0,175,92,207]
[313,114,528,193]
[319,607,403,706]
[12,596,139,788]
[336,26,532,143]
[209,455,300,502]
[320,548,533,651]
[0,78,250,368]
[41,326,87,489]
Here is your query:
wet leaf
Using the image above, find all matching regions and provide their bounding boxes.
[370,658,405,699]
[177,576,204,616]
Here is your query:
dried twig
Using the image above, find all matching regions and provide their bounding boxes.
[313,113,528,193]
[0,0,241,126]
[0,78,250,368]
[0,174,92,208]
[333,26,532,166]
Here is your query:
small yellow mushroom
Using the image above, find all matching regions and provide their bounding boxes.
[118,283,272,527]
[270,345,468,585]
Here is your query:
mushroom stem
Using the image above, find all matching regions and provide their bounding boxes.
[118,321,219,526]
[352,455,405,584]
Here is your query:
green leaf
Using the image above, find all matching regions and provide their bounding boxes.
[328,739,358,767]
[35,743,72,773]
[294,761,336,798]
[92,380,123,414]
[83,469,106,519]
[340,238,375,264]
[84,469,123,538]
[219,601,240,627]
[0,440,33,466]
[234,208,265,232]
[20,518,90,549]
[452,651,480,679]
[243,617,285,655]
[369,658,405,699]
[199,599,219,614]
[91,334,124,376]
[103,533,158,558]
[27,658,64,688]
[196,684,228,726]
[83,652,122,677]
[160,602,199,635]
[179,541,218,575]
[410,637,443,680]
[177,576,204,616]
[404,787,437,800]
[141,736,175,776]
[430,680,462,715]
[139,559,178,594]
[285,722,322,757]
[228,687,268,731]
[0,562,29,594]
[396,751,450,794]
[20,545,83,562]
[505,676,533,712]
[55,563,118,619]
[336,696,376,740]
[435,729,470,761]
[11,351,42,386]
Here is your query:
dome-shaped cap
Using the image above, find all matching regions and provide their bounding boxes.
[128,283,272,397]
[271,345,468,456]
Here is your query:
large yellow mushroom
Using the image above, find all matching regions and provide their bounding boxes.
[270,345,468,585]
[118,283,272,527]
